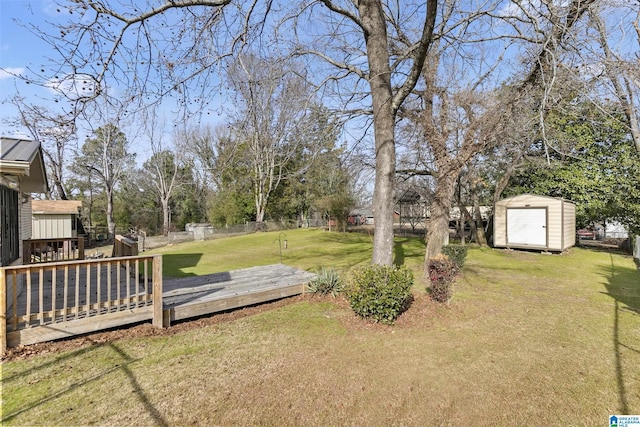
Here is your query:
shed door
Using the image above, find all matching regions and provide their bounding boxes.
[506,208,547,247]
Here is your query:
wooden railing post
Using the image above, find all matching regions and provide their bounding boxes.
[1,268,7,356]
[23,241,31,264]
[78,237,85,260]
[152,255,164,328]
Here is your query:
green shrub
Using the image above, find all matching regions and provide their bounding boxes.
[307,267,343,297]
[428,255,457,303]
[345,265,414,324]
[441,244,468,271]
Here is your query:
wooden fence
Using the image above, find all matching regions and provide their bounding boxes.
[23,237,85,264]
[0,254,163,354]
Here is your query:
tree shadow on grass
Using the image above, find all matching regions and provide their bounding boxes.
[599,254,640,415]
[2,343,167,426]
[162,253,203,277]
[109,343,169,426]
[394,239,405,267]
[394,237,426,268]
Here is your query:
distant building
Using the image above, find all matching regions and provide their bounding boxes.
[31,200,83,239]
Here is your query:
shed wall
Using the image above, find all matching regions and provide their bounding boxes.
[32,214,75,239]
[562,201,576,249]
[494,194,574,251]
[546,198,563,250]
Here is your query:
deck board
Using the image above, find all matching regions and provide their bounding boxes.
[5,263,315,348]
[163,264,315,322]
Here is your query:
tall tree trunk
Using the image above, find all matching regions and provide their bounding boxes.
[591,11,640,153]
[456,182,470,244]
[424,171,457,265]
[162,198,170,236]
[106,187,115,240]
[360,0,396,266]
[460,205,474,244]
[255,181,266,223]
[473,198,487,246]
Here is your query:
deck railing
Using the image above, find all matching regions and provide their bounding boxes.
[23,237,85,264]
[112,235,138,257]
[1,254,163,354]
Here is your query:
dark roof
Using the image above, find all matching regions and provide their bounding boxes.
[397,189,422,203]
[1,138,41,162]
[0,137,48,193]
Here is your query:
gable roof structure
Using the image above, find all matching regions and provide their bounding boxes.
[396,189,423,204]
[0,137,48,193]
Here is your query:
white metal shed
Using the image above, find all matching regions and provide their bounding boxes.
[493,194,575,251]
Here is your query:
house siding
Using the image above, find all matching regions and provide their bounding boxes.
[20,197,32,242]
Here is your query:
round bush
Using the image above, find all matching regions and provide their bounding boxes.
[345,264,414,324]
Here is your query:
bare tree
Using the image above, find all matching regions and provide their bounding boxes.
[588,5,640,153]
[282,0,438,264]
[5,97,75,200]
[141,113,185,236]
[394,0,599,265]
[73,123,133,240]
[226,53,316,223]
[29,0,614,268]
[21,0,273,123]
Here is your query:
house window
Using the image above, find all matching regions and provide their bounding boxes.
[1,185,19,266]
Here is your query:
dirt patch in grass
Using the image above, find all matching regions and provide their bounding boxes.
[2,291,447,363]
[1,296,304,362]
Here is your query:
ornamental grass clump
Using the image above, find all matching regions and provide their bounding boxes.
[345,264,414,324]
[428,254,457,304]
[307,267,343,297]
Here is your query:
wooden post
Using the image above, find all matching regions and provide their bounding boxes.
[152,255,164,328]
[78,237,85,260]
[22,240,30,265]
[1,268,7,356]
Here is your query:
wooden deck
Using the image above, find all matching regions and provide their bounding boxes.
[2,262,315,351]
[162,264,316,324]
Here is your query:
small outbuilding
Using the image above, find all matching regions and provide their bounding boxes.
[493,194,575,251]
[31,200,83,239]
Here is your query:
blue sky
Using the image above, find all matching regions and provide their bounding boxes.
[0,0,217,157]
[0,0,62,136]
[0,0,230,148]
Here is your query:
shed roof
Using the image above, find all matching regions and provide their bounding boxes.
[397,189,422,203]
[0,137,48,193]
[32,200,82,214]
[496,193,575,205]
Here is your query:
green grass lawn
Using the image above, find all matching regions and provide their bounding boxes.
[152,228,426,278]
[2,229,639,426]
